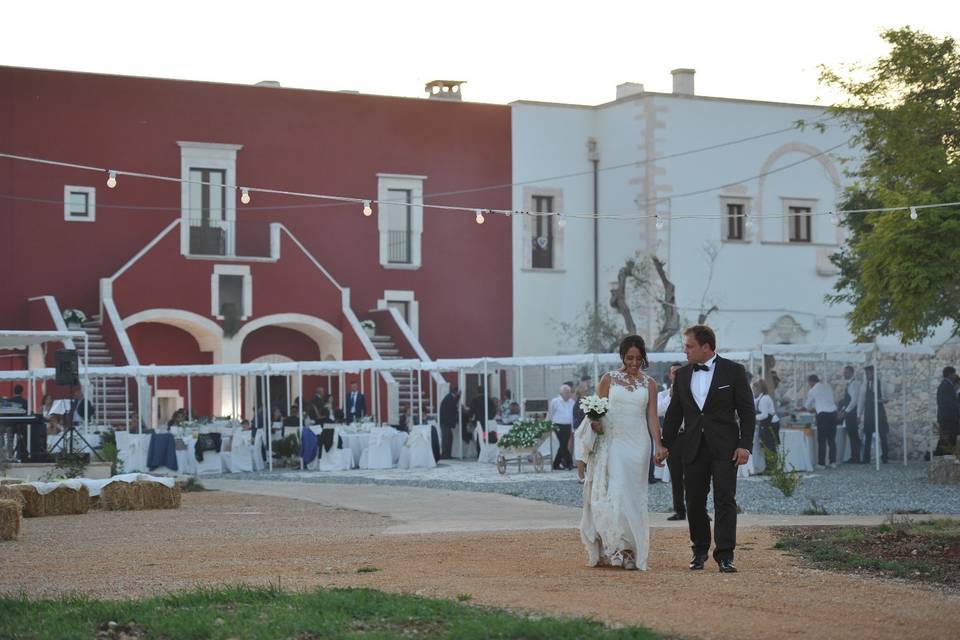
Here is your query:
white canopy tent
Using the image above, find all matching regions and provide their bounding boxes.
[0,329,89,432]
[757,343,937,469]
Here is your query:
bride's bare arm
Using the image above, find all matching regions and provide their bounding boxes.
[647,378,667,464]
[591,374,611,433]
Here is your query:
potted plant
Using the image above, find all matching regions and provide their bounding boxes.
[360,319,376,338]
[62,308,86,329]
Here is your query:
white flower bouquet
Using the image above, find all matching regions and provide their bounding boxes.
[579,394,609,421]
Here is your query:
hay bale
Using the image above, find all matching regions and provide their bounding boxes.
[44,485,90,516]
[0,499,21,541]
[13,485,44,518]
[100,481,143,511]
[0,479,25,486]
[0,485,26,508]
[134,480,181,510]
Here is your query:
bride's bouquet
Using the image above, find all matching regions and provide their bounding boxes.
[579,394,609,421]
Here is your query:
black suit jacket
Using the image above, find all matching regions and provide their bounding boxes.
[439,393,459,428]
[662,356,755,464]
[346,392,366,419]
[937,378,959,426]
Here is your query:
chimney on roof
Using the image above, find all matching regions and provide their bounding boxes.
[616,82,645,100]
[255,80,281,88]
[425,80,465,101]
[671,69,695,96]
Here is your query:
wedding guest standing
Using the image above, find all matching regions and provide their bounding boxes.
[754,379,780,454]
[547,384,575,470]
[839,365,862,463]
[935,366,959,455]
[345,381,366,422]
[859,365,889,464]
[804,374,838,468]
[438,386,462,459]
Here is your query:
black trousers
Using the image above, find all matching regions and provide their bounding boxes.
[553,424,573,470]
[844,411,861,462]
[816,411,838,465]
[684,442,738,562]
[758,419,779,455]
[666,447,685,514]
[440,424,454,459]
[863,428,889,462]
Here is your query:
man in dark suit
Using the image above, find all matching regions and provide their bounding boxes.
[438,386,462,459]
[69,387,95,425]
[345,382,366,422]
[935,366,959,455]
[661,325,755,574]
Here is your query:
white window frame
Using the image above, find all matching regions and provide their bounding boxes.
[63,185,96,222]
[377,173,425,269]
[178,141,243,257]
[782,197,817,244]
[377,289,419,337]
[522,187,565,271]
[211,264,253,320]
[720,196,750,242]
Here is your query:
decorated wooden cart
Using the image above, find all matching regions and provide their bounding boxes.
[494,420,553,474]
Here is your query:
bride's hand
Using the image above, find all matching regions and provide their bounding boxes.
[590,420,603,434]
[654,445,668,466]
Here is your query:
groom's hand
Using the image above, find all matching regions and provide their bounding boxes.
[732,448,750,466]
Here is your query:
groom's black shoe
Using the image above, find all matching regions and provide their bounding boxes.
[667,512,686,521]
[689,554,707,570]
[717,559,738,573]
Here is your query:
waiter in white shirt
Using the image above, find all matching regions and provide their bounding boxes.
[547,384,575,470]
[804,374,839,468]
[838,365,862,463]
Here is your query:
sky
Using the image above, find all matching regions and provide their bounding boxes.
[2,1,957,107]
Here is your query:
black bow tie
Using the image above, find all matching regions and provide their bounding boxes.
[693,363,710,372]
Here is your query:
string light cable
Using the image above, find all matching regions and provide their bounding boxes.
[0,147,956,225]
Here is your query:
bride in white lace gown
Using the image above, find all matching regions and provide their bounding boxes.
[575,335,667,570]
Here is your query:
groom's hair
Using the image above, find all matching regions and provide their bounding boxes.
[683,324,716,351]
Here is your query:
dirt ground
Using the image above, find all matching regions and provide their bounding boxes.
[1,491,957,640]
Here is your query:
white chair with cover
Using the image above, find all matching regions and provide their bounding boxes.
[358,426,394,469]
[226,428,254,473]
[397,424,437,469]
[317,425,353,472]
[251,428,267,471]
[115,431,149,473]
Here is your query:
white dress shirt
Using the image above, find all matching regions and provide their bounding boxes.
[657,388,672,415]
[805,382,838,413]
[755,393,780,423]
[691,354,717,410]
[548,396,575,425]
[843,378,861,413]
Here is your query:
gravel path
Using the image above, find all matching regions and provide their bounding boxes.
[2,491,957,640]
[217,460,960,515]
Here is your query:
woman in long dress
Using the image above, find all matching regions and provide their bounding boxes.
[576,334,667,570]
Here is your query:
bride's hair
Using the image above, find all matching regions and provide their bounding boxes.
[618,335,649,369]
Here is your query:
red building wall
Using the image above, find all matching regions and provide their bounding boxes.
[126,323,214,416]
[0,66,512,360]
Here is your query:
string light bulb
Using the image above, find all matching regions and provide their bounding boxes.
[106,171,117,189]
[655,215,664,230]
[745,214,753,229]
[362,200,373,217]
[909,206,918,220]
[475,209,485,225]
[557,213,566,229]
[240,188,251,204]
[829,211,839,225]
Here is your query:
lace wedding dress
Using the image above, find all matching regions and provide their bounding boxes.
[576,370,651,569]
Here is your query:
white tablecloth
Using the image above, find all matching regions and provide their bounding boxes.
[780,427,814,472]
[340,429,407,467]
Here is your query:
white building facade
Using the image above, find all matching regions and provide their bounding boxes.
[512,69,861,354]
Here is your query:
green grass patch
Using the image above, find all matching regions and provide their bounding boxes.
[0,586,660,640]
[181,477,208,492]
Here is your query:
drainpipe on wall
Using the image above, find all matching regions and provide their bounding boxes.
[588,138,600,316]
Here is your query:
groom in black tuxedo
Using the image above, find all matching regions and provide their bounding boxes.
[660,325,755,573]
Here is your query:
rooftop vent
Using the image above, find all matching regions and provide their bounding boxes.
[425,80,466,101]
[255,80,281,88]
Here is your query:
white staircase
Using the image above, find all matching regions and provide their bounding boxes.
[77,315,137,428]
[369,334,433,423]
